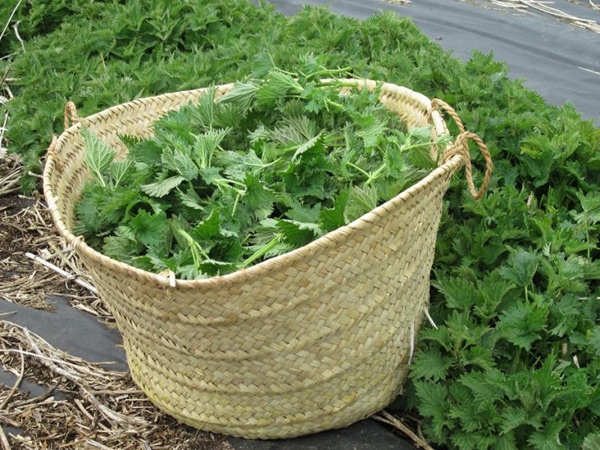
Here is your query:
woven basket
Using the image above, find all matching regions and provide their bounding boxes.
[43,79,491,439]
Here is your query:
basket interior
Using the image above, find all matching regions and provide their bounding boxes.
[45,80,447,242]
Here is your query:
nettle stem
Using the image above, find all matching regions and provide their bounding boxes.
[316,80,359,89]
[511,347,522,373]
[310,66,352,79]
[232,193,241,216]
[365,163,387,186]
[393,140,434,153]
[242,234,282,268]
[586,225,591,259]
[347,162,370,179]
[177,228,210,266]
[347,162,387,185]
[325,98,344,111]
[274,67,298,77]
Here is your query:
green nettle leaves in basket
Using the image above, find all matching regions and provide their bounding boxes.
[81,128,116,188]
[74,67,452,280]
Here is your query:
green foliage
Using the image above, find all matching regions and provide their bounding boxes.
[81,128,116,188]
[407,95,599,446]
[75,71,441,278]
[2,0,599,447]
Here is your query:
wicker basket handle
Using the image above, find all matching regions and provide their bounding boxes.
[429,99,493,200]
[64,101,80,130]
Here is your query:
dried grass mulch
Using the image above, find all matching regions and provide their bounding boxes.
[0,158,112,322]
[0,320,232,449]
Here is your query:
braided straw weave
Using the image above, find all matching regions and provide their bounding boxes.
[43,80,490,439]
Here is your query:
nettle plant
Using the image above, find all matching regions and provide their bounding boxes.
[405,144,600,449]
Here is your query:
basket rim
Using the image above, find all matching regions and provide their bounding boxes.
[43,79,463,289]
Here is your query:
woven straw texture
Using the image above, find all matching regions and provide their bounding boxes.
[44,80,465,439]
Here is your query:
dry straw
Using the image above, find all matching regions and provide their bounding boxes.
[43,80,491,439]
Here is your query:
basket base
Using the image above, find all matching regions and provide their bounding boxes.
[126,342,407,439]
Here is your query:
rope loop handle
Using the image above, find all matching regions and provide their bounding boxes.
[429,98,466,134]
[429,99,493,200]
[442,132,493,200]
[64,101,79,131]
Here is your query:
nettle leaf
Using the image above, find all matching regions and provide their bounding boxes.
[249,124,270,144]
[214,103,245,129]
[573,191,600,226]
[242,173,275,210]
[461,346,495,371]
[285,201,322,224]
[499,249,538,287]
[459,371,503,406]
[127,138,163,166]
[210,239,244,263]
[193,128,230,169]
[292,134,322,161]
[589,326,600,356]
[75,184,107,235]
[177,186,204,211]
[277,219,317,248]
[109,159,132,187]
[102,231,141,265]
[220,149,267,180]
[154,105,194,138]
[345,184,378,222]
[540,253,587,296]
[162,148,198,180]
[81,127,116,187]
[527,420,565,450]
[319,190,349,232]
[411,348,452,381]
[217,81,258,112]
[414,380,449,418]
[191,210,222,241]
[474,278,514,321]
[192,88,217,128]
[420,327,452,352]
[583,259,600,280]
[131,211,169,248]
[283,115,318,141]
[356,119,388,149]
[199,166,222,185]
[101,187,139,225]
[116,225,136,241]
[432,275,478,311]
[498,303,547,350]
[499,407,529,435]
[141,175,186,198]
[176,263,199,280]
[493,433,518,450]
[199,258,239,276]
[449,430,478,448]
[583,434,600,450]
[256,70,303,107]
[549,294,582,337]
[303,84,328,114]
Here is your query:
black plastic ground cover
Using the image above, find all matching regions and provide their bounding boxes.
[1,1,599,449]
